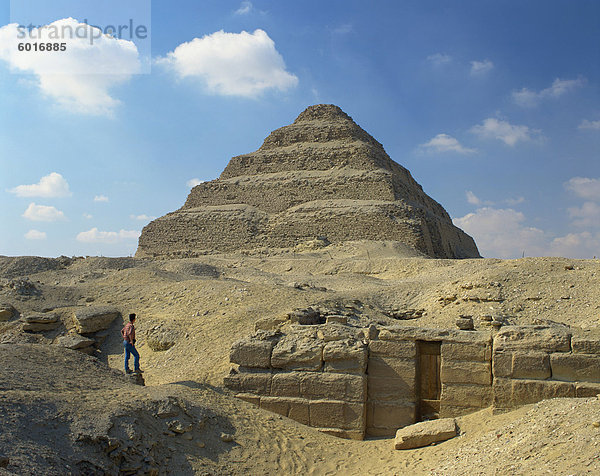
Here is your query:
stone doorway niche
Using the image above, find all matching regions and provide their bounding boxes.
[416,341,441,421]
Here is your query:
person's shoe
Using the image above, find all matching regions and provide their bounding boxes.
[134,369,144,373]
[125,369,133,374]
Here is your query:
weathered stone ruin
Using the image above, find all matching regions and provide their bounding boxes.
[225,322,600,440]
[136,104,480,259]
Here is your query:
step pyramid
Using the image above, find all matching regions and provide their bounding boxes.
[136,104,480,259]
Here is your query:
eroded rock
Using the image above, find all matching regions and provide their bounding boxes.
[22,312,60,332]
[72,306,120,334]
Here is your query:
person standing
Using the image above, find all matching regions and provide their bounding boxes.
[121,313,142,374]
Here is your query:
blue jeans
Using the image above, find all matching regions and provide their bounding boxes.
[124,341,140,371]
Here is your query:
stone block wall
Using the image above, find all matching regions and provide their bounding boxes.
[224,327,368,440]
[224,324,600,440]
[492,326,600,410]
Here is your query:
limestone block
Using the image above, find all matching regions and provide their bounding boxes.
[367,401,415,435]
[55,334,95,351]
[307,401,339,431]
[492,352,512,378]
[394,418,457,450]
[575,383,600,398]
[223,370,272,395]
[22,312,60,332]
[299,373,366,402]
[323,340,367,374]
[441,360,491,385]
[235,393,260,405]
[367,356,416,379]
[378,326,447,342]
[260,396,289,417]
[367,376,415,401]
[72,306,120,334]
[368,339,416,359]
[288,400,310,425]
[441,342,491,362]
[309,400,365,431]
[271,336,323,371]
[572,336,600,355]
[493,326,571,353]
[494,351,551,380]
[440,383,493,408]
[378,326,490,345]
[317,324,358,342]
[551,353,600,383]
[230,338,273,368]
[271,372,301,398]
[493,378,575,409]
[512,352,551,380]
[439,404,482,419]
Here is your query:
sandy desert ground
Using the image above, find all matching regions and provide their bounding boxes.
[0,242,599,475]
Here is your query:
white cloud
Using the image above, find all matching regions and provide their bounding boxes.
[94,195,109,202]
[454,207,546,258]
[455,206,600,259]
[22,202,66,222]
[564,177,600,201]
[470,59,493,76]
[579,119,600,130]
[234,1,253,15]
[548,232,600,259]
[157,29,298,98]
[426,53,452,66]
[466,191,482,206]
[130,214,156,221]
[24,229,47,240]
[512,78,585,107]
[567,202,600,228]
[76,227,140,244]
[0,19,141,116]
[419,134,476,154]
[470,118,539,146]
[187,178,205,188]
[83,213,93,219]
[9,172,71,197]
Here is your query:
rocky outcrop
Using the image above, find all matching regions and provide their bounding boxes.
[21,312,60,332]
[72,306,120,334]
[136,104,480,259]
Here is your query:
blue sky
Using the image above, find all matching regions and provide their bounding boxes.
[0,0,598,258]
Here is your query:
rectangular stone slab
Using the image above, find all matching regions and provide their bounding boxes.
[441,342,492,362]
[493,326,571,353]
[394,418,457,450]
[230,338,273,368]
[551,353,600,383]
[493,378,575,409]
[72,307,120,334]
[440,360,491,385]
[440,383,493,408]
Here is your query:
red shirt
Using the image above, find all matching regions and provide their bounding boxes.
[121,322,136,344]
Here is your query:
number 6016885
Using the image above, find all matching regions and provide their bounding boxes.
[17,42,67,52]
